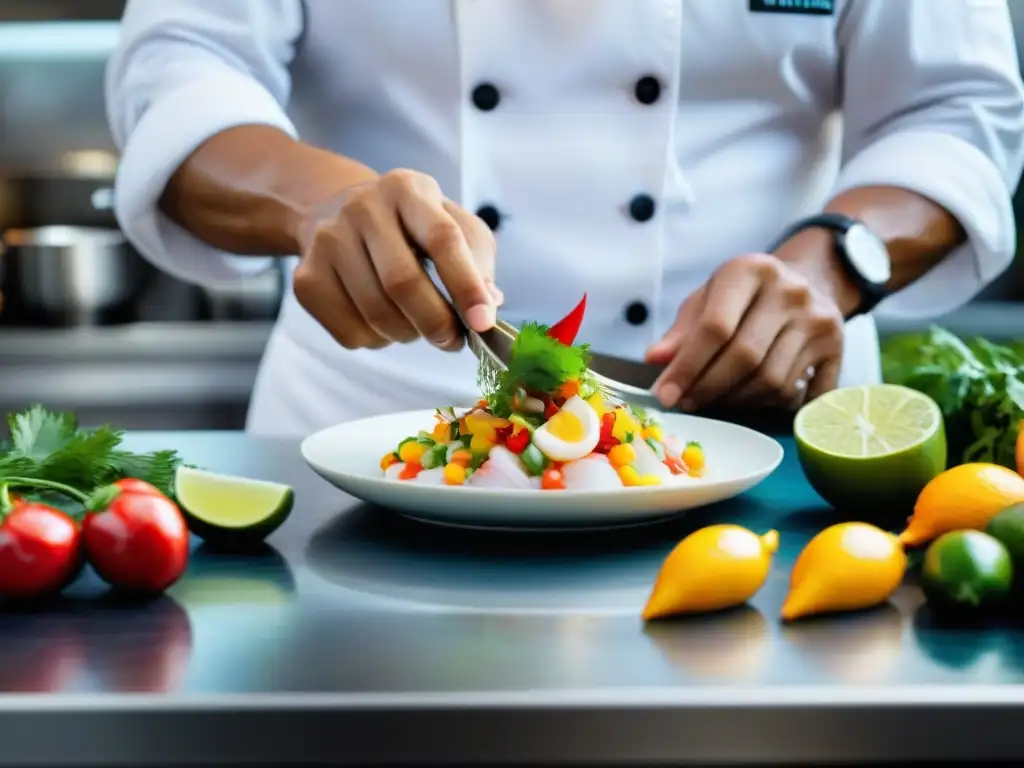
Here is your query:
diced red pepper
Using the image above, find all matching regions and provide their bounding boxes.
[541,467,566,491]
[594,411,619,453]
[543,397,560,420]
[547,294,587,347]
[663,455,687,476]
[506,429,530,454]
[399,463,423,480]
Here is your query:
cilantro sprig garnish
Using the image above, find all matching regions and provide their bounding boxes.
[478,322,598,418]
[0,405,185,512]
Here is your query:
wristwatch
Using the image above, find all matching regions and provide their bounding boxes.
[770,212,892,318]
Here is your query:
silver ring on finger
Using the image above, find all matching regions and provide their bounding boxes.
[794,366,815,390]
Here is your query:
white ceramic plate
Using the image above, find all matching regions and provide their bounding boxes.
[301,409,784,530]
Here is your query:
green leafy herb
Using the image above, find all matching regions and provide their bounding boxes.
[478,322,599,417]
[0,405,186,502]
[880,326,1024,468]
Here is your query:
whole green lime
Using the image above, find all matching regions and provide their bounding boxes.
[921,530,1013,613]
[985,503,1024,569]
[794,384,946,518]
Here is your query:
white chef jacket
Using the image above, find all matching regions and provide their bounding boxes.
[106,0,1024,438]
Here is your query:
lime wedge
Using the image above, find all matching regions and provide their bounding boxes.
[794,384,946,519]
[174,467,294,548]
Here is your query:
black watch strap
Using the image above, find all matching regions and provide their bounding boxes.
[770,213,888,319]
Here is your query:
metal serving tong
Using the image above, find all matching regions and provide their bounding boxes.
[466,318,666,412]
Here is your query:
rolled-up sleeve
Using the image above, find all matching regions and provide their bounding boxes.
[105,0,303,288]
[833,0,1024,318]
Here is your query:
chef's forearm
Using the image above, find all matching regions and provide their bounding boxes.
[159,125,379,256]
[775,185,967,317]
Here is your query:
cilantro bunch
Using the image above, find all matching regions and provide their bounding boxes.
[881,326,1024,469]
[0,405,184,512]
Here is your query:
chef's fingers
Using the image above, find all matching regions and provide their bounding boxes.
[293,255,387,350]
[724,326,809,408]
[445,200,503,305]
[652,257,762,409]
[330,226,420,344]
[355,202,463,351]
[644,286,706,364]
[380,171,496,333]
[680,292,788,410]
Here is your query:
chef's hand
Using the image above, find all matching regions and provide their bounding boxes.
[292,168,501,352]
[644,253,846,411]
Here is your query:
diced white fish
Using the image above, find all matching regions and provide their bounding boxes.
[468,446,541,490]
[561,454,623,490]
[662,435,683,458]
[413,467,447,485]
[632,438,672,480]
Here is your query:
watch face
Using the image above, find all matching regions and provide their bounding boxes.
[845,223,892,286]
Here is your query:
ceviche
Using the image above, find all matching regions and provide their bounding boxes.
[380,295,705,490]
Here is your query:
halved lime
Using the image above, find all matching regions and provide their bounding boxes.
[174,467,294,548]
[794,384,946,519]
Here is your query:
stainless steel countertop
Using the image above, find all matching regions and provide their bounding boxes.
[1,431,1023,765]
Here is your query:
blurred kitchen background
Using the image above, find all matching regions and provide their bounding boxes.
[0,1,1022,430]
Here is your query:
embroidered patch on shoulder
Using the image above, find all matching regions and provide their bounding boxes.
[749,0,834,15]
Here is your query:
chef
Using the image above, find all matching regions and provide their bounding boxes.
[106,0,1024,437]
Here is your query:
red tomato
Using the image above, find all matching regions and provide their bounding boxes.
[82,479,190,594]
[0,501,83,599]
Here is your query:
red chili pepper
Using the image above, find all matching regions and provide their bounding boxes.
[82,479,190,595]
[547,293,587,346]
[506,429,530,454]
[0,496,83,600]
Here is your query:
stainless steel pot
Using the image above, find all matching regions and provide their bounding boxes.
[2,226,150,325]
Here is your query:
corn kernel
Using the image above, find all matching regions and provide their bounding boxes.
[682,442,704,471]
[637,474,662,486]
[443,462,467,485]
[641,425,664,443]
[617,465,640,487]
[398,440,428,464]
[607,443,637,468]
